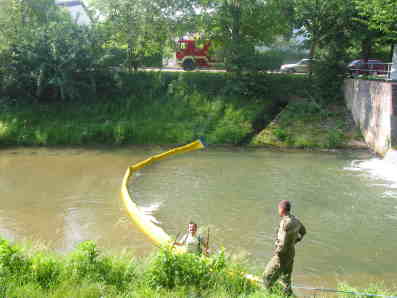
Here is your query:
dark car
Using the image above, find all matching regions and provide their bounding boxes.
[347,59,387,76]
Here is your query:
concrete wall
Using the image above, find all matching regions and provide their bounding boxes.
[344,79,397,156]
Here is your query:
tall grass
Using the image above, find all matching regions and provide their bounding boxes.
[0,93,258,146]
[0,238,266,297]
[0,72,310,146]
[1,238,395,297]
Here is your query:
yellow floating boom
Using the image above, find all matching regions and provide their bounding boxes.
[120,139,261,284]
[120,140,205,247]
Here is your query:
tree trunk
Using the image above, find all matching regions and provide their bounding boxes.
[229,0,242,72]
[361,38,371,62]
[361,37,372,75]
[391,44,397,80]
[36,63,46,99]
[389,43,394,62]
[309,39,317,59]
[309,39,317,78]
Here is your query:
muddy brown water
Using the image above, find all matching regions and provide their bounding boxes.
[0,146,396,291]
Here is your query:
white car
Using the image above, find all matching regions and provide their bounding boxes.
[280,59,313,73]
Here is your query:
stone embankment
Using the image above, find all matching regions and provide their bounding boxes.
[344,79,397,158]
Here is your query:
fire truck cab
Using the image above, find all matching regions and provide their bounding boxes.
[176,39,212,71]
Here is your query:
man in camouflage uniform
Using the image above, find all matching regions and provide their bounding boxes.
[263,200,306,296]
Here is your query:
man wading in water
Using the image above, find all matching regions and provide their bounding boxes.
[174,221,208,255]
[263,200,306,296]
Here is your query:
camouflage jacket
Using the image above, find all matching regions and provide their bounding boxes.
[274,214,306,257]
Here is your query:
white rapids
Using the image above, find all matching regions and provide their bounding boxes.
[139,202,163,225]
[345,150,397,197]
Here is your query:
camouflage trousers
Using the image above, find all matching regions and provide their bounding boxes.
[263,254,294,296]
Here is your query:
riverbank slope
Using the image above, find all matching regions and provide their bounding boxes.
[252,99,366,149]
[0,239,395,298]
[0,72,363,149]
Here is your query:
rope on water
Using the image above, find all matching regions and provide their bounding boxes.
[293,285,397,298]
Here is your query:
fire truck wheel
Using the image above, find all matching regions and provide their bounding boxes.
[182,59,196,71]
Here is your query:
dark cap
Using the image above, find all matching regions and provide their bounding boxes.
[278,200,291,212]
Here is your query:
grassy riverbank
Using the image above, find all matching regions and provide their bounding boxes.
[0,239,268,297]
[0,72,311,146]
[252,99,364,149]
[0,239,394,298]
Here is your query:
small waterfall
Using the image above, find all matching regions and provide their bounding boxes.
[384,149,397,166]
[345,149,397,197]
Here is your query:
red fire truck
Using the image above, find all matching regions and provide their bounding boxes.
[176,39,213,71]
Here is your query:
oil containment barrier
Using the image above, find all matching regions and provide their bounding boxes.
[119,139,261,282]
[120,140,205,249]
[120,140,397,297]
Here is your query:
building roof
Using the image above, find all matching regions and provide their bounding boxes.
[55,0,92,25]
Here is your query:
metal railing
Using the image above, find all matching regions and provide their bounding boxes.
[349,62,394,80]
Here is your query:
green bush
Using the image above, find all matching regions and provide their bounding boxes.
[31,253,62,289]
[145,247,255,296]
[326,128,345,148]
[248,50,284,72]
[0,239,395,297]
[0,238,32,278]
[0,71,311,146]
[68,241,136,290]
[311,54,349,103]
[273,127,289,142]
[0,0,114,103]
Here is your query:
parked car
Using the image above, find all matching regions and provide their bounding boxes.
[280,58,313,73]
[347,59,387,76]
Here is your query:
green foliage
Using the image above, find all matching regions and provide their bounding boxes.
[0,0,113,102]
[189,0,293,72]
[67,241,136,290]
[273,127,289,142]
[244,50,285,72]
[146,247,217,289]
[311,50,350,103]
[326,128,345,148]
[133,247,255,296]
[293,0,351,58]
[0,238,31,278]
[0,72,309,146]
[252,99,356,149]
[354,0,397,39]
[1,238,395,297]
[0,239,261,297]
[30,254,62,289]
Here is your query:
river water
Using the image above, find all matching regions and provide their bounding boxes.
[0,147,396,291]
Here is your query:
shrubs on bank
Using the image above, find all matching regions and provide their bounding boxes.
[1,238,394,297]
[0,238,262,297]
[251,99,360,149]
[0,72,310,146]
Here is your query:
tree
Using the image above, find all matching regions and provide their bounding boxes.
[88,0,198,70]
[292,0,356,59]
[194,0,293,71]
[0,0,110,101]
[354,0,397,79]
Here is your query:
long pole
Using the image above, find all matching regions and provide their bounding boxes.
[293,286,397,298]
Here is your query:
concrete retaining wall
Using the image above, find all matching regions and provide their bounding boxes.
[344,79,397,156]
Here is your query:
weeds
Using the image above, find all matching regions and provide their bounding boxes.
[0,239,261,297]
[252,98,359,149]
[1,72,310,146]
[0,238,395,297]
